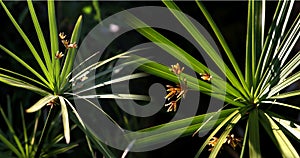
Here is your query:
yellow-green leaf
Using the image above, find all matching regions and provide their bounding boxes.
[273,117,300,140]
[26,95,57,113]
[59,96,70,144]
[260,112,299,158]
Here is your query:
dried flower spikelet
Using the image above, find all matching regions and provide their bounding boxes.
[165,85,181,100]
[226,134,242,149]
[171,63,184,75]
[165,101,177,112]
[62,39,69,48]
[208,137,219,151]
[178,77,188,98]
[55,51,64,59]
[164,63,189,112]
[200,72,212,81]
[59,32,66,40]
[67,42,77,49]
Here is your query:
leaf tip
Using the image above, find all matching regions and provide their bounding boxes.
[25,107,38,113]
[65,135,70,144]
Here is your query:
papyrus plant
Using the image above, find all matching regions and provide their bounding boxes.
[125,0,299,157]
[0,1,147,157]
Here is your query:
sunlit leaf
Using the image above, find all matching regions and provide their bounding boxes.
[272,117,300,140]
[60,15,83,83]
[27,0,53,80]
[58,96,70,144]
[261,101,300,110]
[195,109,240,157]
[209,112,242,158]
[0,1,52,85]
[0,73,49,96]
[26,95,57,113]
[259,111,299,157]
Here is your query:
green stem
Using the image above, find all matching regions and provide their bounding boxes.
[35,107,53,158]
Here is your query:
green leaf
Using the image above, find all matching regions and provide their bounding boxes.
[261,101,300,110]
[0,1,52,86]
[126,19,209,74]
[249,1,265,90]
[0,106,25,156]
[26,95,57,113]
[0,73,50,96]
[276,14,300,66]
[60,15,83,84]
[272,117,300,140]
[255,1,295,94]
[259,111,299,157]
[69,112,116,158]
[29,110,41,149]
[63,97,97,157]
[268,0,295,63]
[268,70,300,97]
[137,60,211,91]
[125,109,237,150]
[20,105,29,156]
[209,112,242,158]
[269,89,300,99]
[65,97,114,157]
[245,1,253,87]
[124,12,245,100]
[27,0,53,80]
[256,13,299,99]
[48,0,61,86]
[0,107,23,157]
[70,55,151,92]
[43,143,78,157]
[192,104,232,137]
[75,94,150,101]
[70,50,135,83]
[135,58,245,107]
[0,134,22,157]
[75,73,148,94]
[58,96,70,144]
[280,50,300,83]
[194,109,240,157]
[0,67,48,88]
[66,92,123,132]
[240,120,249,158]
[0,45,50,88]
[248,108,261,158]
[195,1,250,97]
[163,2,226,72]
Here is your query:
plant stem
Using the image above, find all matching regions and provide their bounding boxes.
[35,107,53,158]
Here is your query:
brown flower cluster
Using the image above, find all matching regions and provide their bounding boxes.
[47,98,58,108]
[55,51,64,59]
[208,134,242,151]
[59,32,77,49]
[200,72,212,81]
[55,32,77,59]
[225,134,242,149]
[164,63,188,112]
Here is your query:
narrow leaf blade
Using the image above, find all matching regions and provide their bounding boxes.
[59,96,70,144]
[26,95,57,113]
